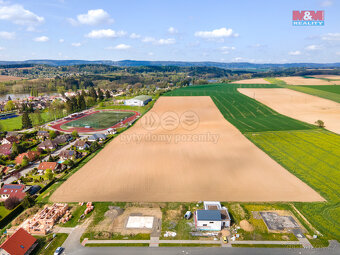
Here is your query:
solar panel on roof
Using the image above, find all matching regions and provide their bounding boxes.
[3,185,21,189]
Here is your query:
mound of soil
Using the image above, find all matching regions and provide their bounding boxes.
[240,220,254,232]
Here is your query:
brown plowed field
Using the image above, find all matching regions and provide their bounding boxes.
[51,97,324,202]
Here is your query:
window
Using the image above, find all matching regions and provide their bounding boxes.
[209,222,214,223]
[203,224,207,226]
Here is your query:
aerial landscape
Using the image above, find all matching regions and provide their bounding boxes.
[0,0,339,255]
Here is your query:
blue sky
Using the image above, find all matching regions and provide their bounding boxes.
[0,0,339,62]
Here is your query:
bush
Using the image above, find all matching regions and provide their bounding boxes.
[4,197,21,210]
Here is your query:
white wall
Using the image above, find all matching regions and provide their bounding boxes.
[196,220,221,231]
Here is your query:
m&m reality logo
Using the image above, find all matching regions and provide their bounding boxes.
[292,10,324,26]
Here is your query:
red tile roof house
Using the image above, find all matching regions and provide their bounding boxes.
[1,136,19,145]
[15,151,40,165]
[0,144,12,156]
[0,228,37,255]
[0,184,26,202]
[37,162,62,174]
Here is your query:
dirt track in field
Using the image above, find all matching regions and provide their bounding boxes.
[51,96,324,203]
[277,76,334,85]
[231,78,270,84]
[238,88,340,134]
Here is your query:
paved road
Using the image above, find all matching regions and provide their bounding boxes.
[3,138,82,184]
[70,245,340,255]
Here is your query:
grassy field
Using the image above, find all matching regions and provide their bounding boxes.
[231,244,303,248]
[32,233,68,255]
[85,243,149,247]
[61,111,135,130]
[246,130,340,241]
[0,111,63,131]
[165,84,316,133]
[265,78,340,103]
[304,85,340,95]
[0,206,11,219]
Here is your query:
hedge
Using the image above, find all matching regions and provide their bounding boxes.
[0,203,24,229]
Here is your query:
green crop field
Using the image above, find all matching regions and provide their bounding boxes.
[246,129,340,241]
[304,85,340,95]
[165,84,317,133]
[61,111,135,130]
[265,78,340,103]
[165,83,340,242]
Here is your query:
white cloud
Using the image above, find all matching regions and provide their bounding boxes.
[71,42,81,47]
[194,27,238,39]
[220,46,236,54]
[336,52,340,56]
[130,33,141,39]
[0,4,44,27]
[157,38,175,45]
[59,39,64,43]
[86,29,126,39]
[0,31,15,39]
[34,36,49,42]
[168,26,178,34]
[142,36,155,43]
[233,57,243,62]
[69,9,113,26]
[321,33,340,41]
[305,45,322,51]
[321,0,333,7]
[288,50,301,56]
[0,47,5,50]
[142,37,175,45]
[106,44,131,50]
[148,52,154,56]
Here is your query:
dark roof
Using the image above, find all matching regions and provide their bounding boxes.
[196,210,221,221]
[38,139,57,149]
[28,185,41,195]
[0,228,36,255]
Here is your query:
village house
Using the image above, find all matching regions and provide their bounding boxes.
[88,133,107,142]
[15,151,40,165]
[1,136,19,145]
[194,201,231,231]
[53,134,72,145]
[74,140,90,150]
[0,184,26,201]
[36,131,50,140]
[37,139,57,150]
[59,150,79,161]
[0,165,10,175]
[37,162,62,174]
[0,144,12,156]
[0,228,37,255]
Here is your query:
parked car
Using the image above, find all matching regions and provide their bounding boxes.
[222,236,228,244]
[54,247,64,255]
[184,211,192,219]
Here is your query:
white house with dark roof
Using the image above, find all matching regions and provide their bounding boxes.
[194,201,231,231]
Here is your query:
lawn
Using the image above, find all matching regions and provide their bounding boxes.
[61,110,135,130]
[0,111,64,131]
[246,130,340,241]
[164,83,317,133]
[32,233,68,255]
[0,206,11,219]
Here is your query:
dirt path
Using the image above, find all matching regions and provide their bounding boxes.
[238,88,340,134]
[51,96,324,202]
